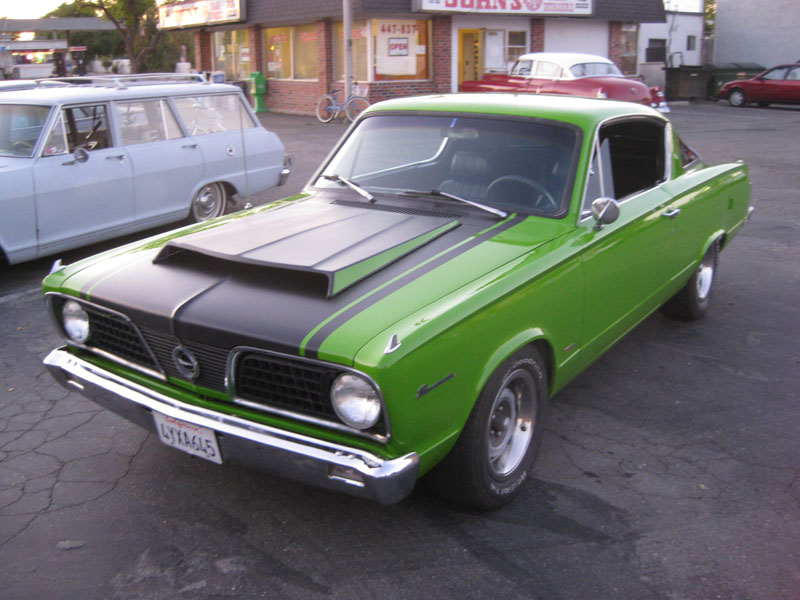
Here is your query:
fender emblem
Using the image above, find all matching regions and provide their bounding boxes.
[384,334,402,354]
[417,373,455,398]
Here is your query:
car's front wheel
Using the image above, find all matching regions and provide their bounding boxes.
[190,182,228,222]
[728,88,747,107]
[661,240,719,320]
[427,347,548,509]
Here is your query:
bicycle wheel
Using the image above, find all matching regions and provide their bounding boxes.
[316,95,338,123]
[344,96,370,122]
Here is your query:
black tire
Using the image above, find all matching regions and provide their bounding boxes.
[661,240,719,320]
[728,88,747,107]
[344,96,370,122]
[190,182,228,222]
[316,95,337,123]
[427,347,548,509]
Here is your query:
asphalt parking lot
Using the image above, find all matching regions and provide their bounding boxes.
[1,101,798,600]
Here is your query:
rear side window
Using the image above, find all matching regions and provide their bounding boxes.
[117,99,183,146]
[172,94,256,136]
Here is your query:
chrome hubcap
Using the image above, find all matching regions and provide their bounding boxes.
[193,184,222,220]
[487,368,536,477]
[696,252,715,300]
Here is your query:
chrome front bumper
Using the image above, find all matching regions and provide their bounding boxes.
[43,347,419,505]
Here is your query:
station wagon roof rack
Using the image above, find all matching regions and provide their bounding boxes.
[43,73,209,89]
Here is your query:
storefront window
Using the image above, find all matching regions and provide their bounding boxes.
[293,25,318,79]
[373,19,430,81]
[333,21,369,81]
[213,29,251,81]
[265,27,292,79]
[507,31,527,67]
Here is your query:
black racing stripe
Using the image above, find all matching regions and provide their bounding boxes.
[304,215,526,358]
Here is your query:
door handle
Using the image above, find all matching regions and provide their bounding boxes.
[105,154,125,161]
[662,207,681,219]
[182,143,198,149]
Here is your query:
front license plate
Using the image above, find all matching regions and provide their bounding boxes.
[153,412,222,464]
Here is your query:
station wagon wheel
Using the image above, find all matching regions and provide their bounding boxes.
[487,175,557,212]
[190,182,228,222]
[728,88,747,107]
[427,347,548,509]
[661,240,719,320]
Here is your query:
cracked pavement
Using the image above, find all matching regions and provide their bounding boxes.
[1,106,798,599]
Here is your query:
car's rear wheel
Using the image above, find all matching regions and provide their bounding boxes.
[728,88,747,107]
[661,240,719,320]
[427,347,548,509]
[190,182,228,222]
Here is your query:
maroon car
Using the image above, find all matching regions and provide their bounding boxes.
[719,63,800,107]
[460,52,668,112]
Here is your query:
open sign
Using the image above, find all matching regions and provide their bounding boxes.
[388,38,409,56]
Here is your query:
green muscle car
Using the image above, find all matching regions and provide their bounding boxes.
[42,94,752,508]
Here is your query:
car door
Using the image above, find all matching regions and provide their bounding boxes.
[33,102,134,257]
[170,93,255,196]
[578,118,681,358]
[752,66,788,102]
[114,98,200,223]
[781,65,800,103]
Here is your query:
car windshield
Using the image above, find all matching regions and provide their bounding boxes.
[570,62,623,77]
[0,104,51,157]
[316,114,579,217]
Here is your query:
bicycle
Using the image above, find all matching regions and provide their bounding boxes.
[315,88,370,123]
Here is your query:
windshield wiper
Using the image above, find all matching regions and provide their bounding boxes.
[401,189,507,219]
[321,174,375,202]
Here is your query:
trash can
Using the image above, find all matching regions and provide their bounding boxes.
[704,62,765,99]
[249,71,267,113]
[665,66,709,100]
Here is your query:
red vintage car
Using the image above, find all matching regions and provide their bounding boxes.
[460,52,668,112]
[718,63,800,107]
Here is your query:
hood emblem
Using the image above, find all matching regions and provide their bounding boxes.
[384,334,402,354]
[172,345,199,379]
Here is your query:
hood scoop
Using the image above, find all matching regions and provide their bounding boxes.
[155,200,460,298]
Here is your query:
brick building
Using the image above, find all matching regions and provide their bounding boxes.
[159,0,665,115]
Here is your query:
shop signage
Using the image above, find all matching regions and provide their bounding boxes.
[412,0,592,16]
[158,0,245,29]
[388,38,410,56]
[376,19,418,76]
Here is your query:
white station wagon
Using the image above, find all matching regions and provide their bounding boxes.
[0,76,289,265]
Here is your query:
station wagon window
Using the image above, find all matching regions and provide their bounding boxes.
[172,94,256,136]
[117,99,182,146]
[0,104,50,157]
[43,104,110,155]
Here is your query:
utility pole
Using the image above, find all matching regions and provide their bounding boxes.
[343,0,352,97]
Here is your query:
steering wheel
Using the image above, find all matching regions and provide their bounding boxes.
[11,140,34,154]
[487,175,558,212]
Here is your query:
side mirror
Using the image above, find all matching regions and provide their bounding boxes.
[591,197,620,230]
[62,146,90,166]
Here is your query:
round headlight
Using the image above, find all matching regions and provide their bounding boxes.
[331,373,381,430]
[62,300,90,343]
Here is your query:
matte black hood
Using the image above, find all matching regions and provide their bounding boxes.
[155,199,460,298]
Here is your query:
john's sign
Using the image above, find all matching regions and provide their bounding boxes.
[412,0,592,15]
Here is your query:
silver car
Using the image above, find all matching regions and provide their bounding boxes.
[0,77,288,265]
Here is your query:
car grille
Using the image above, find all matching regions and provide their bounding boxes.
[139,328,229,392]
[85,308,159,371]
[235,353,339,420]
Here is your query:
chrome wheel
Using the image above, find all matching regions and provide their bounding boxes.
[486,368,536,477]
[729,89,746,107]
[191,182,226,222]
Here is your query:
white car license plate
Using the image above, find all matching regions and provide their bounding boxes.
[153,412,222,464]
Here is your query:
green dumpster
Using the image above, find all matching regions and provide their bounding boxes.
[249,71,267,113]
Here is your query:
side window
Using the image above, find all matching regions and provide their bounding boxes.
[594,119,665,201]
[582,137,615,217]
[534,61,562,78]
[172,94,256,136]
[510,60,532,76]
[59,104,110,153]
[117,99,183,146]
[762,67,788,81]
[786,66,800,81]
[42,112,68,156]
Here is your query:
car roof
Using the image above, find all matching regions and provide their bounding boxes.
[515,52,614,68]
[0,80,243,105]
[364,93,663,131]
